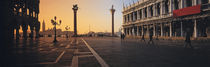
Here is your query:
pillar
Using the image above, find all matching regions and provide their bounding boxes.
[137,11,140,20]
[16,26,20,39]
[153,24,156,36]
[73,4,78,37]
[142,9,145,19]
[22,24,28,39]
[169,0,174,13]
[153,4,156,16]
[193,0,197,6]
[160,2,163,15]
[146,25,149,36]
[141,25,144,36]
[194,19,197,38]
[30,26,34,39]
[180,0,184,9]
[137,26,140,36]
[181,21,183,37]
[160,23,163,36]
[132,27,135,36]
[169,22,172,37]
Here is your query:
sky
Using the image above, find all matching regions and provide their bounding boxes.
[39,0,140,34]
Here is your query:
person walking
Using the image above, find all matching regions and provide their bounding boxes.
[148,30,154,44]
[184,28,193,48]
[121,33,125,40]
[141,33,146,42]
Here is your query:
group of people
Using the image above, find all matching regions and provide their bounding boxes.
[120,28,194,48]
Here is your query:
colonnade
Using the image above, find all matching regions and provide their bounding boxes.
[8,0,40,40]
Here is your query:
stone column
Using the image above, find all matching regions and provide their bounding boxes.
[179,0,184,9]
[169,22,172,37]
[193,0,197,6]
[137,11,140,20]
[30,26,34,39]
[132,27,135,36]
[153,4,156,16]
[141,25,144,36]
[142,9,145,19]
[153,24,156,36]
[22,24,28,40]
[73,4,79,37]
[181,21,183,37]
[194,19,197,38]
[146,25,149,36]
[137,26,139,36]
[169,0,174,13]
[160,23,163,36]
[147,7,150,17]
[16,26,20,39]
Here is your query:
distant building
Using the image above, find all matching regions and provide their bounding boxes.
[42,20,45,32]
[122,0,210,38]
[40,28,73,37]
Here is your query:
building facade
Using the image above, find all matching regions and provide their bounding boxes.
[7,0,40,40]
[122,0,210,39]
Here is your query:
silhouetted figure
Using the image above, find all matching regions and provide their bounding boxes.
[148,31,154,44]
[184,28,193,48]
[121,33,125,40]
[141,34,145,42]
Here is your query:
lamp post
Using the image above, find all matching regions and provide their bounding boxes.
[51,16,62,43]
[65,26,70,38]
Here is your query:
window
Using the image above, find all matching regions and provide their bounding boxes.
[157,3,160,15]
[174,0,179,9]
[186,0,192,7]
[150,6,153,17]
[144,8,147,18]
[139,9,142,19]
[165,0,169,14]
[202,0,209,4]
[134,11,137,20]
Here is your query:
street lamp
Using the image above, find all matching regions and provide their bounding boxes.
[51,16,62,43]
[65,26,70,38]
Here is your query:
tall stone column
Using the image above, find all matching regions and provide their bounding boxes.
[110,5,115,37]
[72,4,78,37]
[194,19,197,38]
[160,23,163,37]
[153,24,156,36]
[169,22,172,37]
[141,25,144,36]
